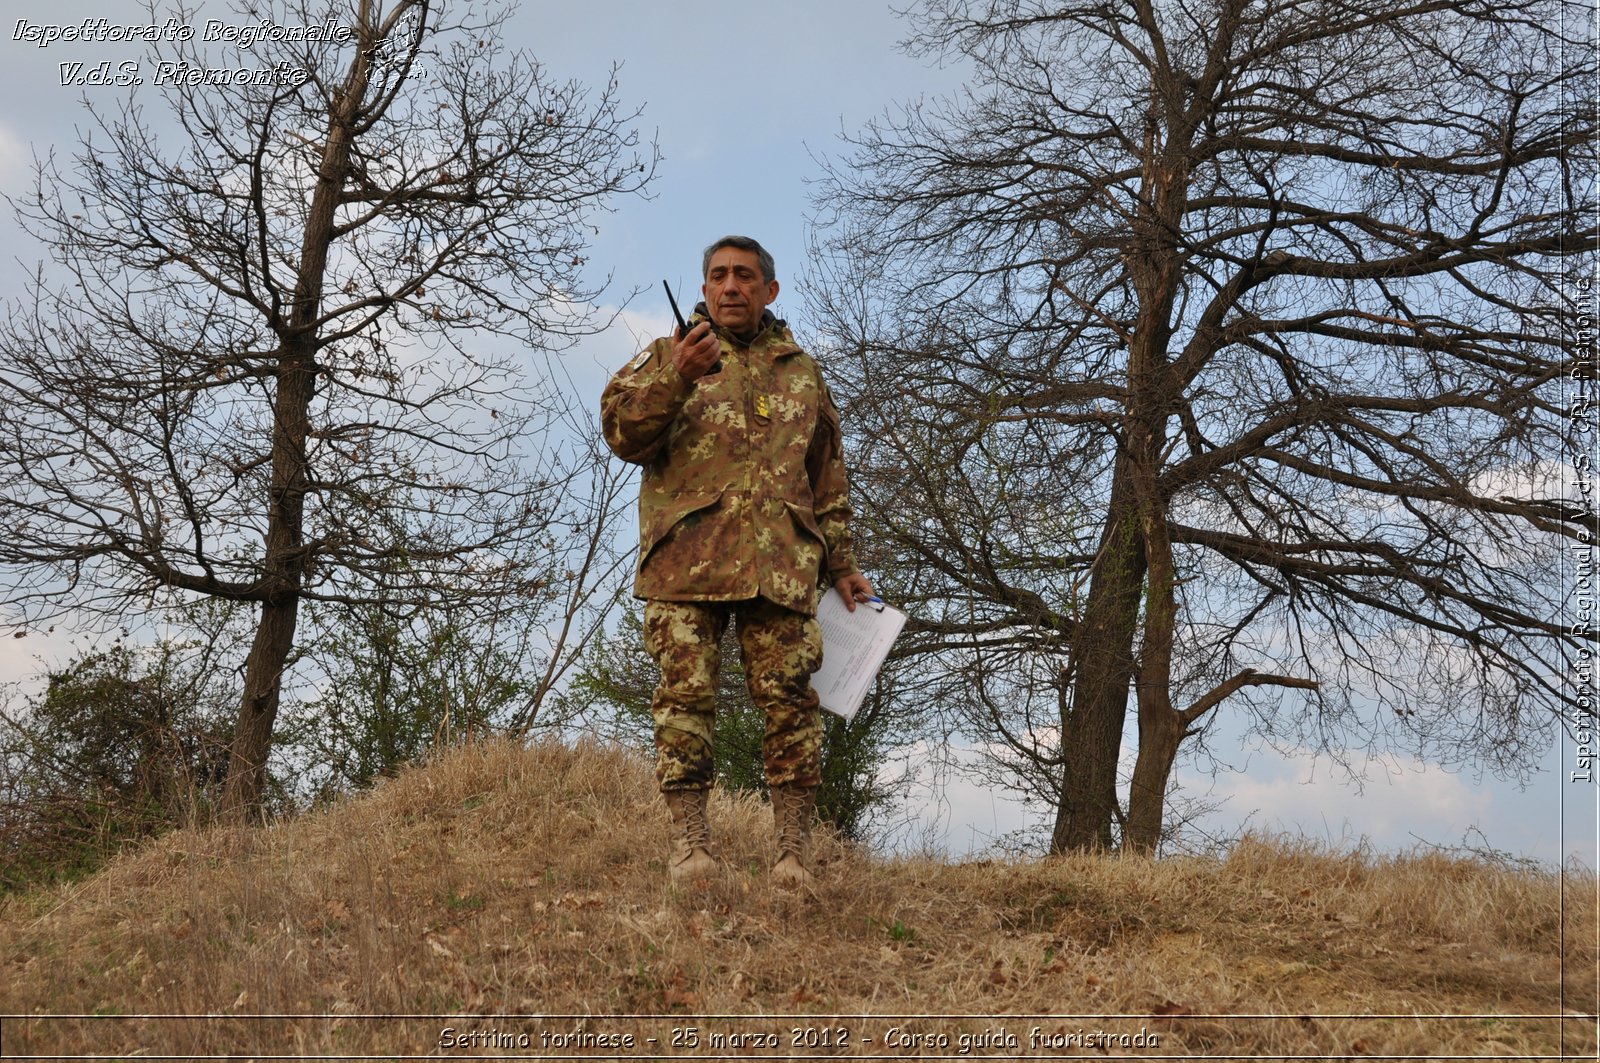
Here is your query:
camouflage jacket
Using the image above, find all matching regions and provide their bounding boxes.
[600,306,858,615]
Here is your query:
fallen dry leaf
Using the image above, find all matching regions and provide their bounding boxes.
[661,987,701,1009]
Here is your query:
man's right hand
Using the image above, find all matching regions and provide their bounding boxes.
[672,322,720,380]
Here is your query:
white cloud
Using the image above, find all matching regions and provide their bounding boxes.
[0,123,27,193]
[0,621,99,690]
[874,739,1041,857]
[908,765,1037,856]
[557,301,675,413]
[1180,748,1515,855]
[877,733,1588,867]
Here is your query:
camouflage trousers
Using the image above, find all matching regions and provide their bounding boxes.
[643,597,824,792]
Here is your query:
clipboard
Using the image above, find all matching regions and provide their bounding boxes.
[810,593,906,721]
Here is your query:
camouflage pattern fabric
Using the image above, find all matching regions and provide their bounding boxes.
[644,598,824,792]
[600,304,858,616]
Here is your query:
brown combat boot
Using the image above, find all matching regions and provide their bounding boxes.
[664,789,717,885]
[771,784,817,887]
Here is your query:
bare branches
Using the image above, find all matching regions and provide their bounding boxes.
[0,0,653,813]
[812,0,1594,851]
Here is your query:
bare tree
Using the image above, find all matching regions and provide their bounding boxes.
[0,0,653,816]
[281,433,637,799]
[811,0,1596,851]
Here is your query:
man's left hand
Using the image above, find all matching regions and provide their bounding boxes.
[834,572,877,613]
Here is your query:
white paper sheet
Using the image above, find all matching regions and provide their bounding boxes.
[810,593,907,721]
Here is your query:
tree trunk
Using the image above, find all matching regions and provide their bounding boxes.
[1050,458,1146,852]
[1050,165,1178,853]
[1125,703,1184,853]
[219,332,319,818]
[219,38,371,818]
[221,597,302,817]
[1126,449,1180,853]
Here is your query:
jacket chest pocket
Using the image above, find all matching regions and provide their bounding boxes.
[747,357,775,424]
[756,364,820,443]
[673,372,746,449]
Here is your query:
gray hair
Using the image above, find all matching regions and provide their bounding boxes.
[702,235,776,285]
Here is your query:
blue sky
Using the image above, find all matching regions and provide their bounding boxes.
[0,0,1593,866]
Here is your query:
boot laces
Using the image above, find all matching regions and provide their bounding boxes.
[776,786,810,855]
[672,791,710,851]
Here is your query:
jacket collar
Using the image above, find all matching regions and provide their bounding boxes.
[693,302,787,349]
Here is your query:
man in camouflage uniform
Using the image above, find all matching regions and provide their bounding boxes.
[600,235,874,887]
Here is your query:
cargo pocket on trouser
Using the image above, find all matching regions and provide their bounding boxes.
[643,600,728,790]
[735,598,823,788]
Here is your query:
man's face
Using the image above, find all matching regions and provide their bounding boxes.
[702,246,779,339]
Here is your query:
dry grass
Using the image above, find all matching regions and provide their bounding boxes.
[0,738,1594,1058]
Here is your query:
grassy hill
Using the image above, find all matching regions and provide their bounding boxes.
[1,739,1594,1058]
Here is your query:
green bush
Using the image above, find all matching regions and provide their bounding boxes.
[0,641,234,892]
